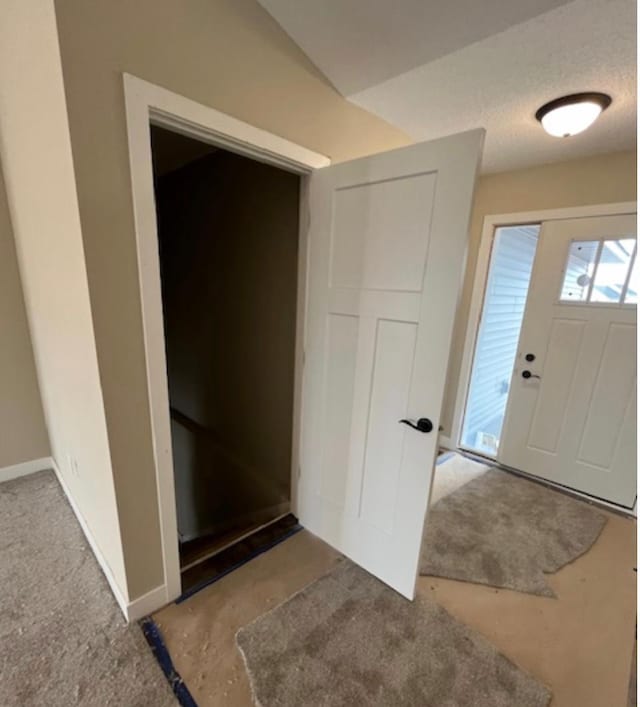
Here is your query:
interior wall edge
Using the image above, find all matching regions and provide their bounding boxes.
[51,457,130,619]
[0,163,50,468]
[0,0,129,605]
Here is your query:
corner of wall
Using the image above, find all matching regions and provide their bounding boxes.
[0,0,129,616]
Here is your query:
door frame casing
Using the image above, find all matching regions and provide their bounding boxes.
[123,73,330,608]
[446,201,637,452]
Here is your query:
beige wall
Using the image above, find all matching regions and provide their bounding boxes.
[0,1,127,597]
[441,149,637,438]
[0,163,49,468]
[34,0,635,602]
[53,0,410,599]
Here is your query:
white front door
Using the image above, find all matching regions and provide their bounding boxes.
[499,214,637,508]
[298,130,484,598]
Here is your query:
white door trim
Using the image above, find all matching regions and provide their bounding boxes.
[123,73,330,608]
[448,201,637,451]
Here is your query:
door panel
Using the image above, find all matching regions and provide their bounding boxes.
[527,317,585,453]
[578,322,636,468]
[500,214,637,507]
[330,173,436,291]
[321,314,358,506]
[299,130,484,598]
[359,319,417,534]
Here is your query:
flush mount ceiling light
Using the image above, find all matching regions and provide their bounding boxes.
[535,92,612,138]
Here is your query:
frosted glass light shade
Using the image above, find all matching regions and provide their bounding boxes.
[536,93,611,138]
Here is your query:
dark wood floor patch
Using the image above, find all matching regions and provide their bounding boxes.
[178,513,301,601]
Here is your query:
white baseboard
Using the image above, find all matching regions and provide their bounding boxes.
[51,458,170,621]
[0,456,53,483]
[51,459,133,620]
[126,584,168,622]
[438,435,455,451]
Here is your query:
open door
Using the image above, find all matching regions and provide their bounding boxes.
[298,130,484,598]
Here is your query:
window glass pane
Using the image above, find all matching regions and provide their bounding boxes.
[624,250,639,304]
[560,240,599,302]
[590,238,635,303]
[461,225,540,457]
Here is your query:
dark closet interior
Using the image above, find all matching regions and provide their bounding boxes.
[150,125,300,579]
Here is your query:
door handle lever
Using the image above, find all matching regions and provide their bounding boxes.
[399,417,433,433]
[522,370,541,380]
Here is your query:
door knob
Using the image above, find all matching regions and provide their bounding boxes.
[522,370,541,380]
[399,417,433,433]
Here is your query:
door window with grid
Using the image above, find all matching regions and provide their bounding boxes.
[559,237,637,305]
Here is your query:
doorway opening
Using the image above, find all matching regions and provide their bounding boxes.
[149,125,301,588]
[460,224,540,457]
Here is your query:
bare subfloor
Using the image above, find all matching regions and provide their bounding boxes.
[154,510,636,707]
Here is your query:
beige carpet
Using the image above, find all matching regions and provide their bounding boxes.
[0,471,175,707]
[237,559,551,706]
[430,451,489,505]
[421,465,607,596]
[153,520,635,707]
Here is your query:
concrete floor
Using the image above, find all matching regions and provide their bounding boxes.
[424,508,636,707]
[154,503,636,707]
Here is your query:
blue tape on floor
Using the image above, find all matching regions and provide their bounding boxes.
[140,617,198,707]
[176,523,303,604]
[141,522,303,704]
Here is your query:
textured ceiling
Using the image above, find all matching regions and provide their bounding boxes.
[259,0,636,173]
[257,0,574,95]
[349,0,636,172]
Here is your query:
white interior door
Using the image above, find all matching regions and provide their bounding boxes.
[298,130,484,598]
[499,214,637,507]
